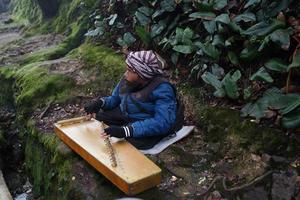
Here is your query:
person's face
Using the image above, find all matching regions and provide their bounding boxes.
[124,65,143,83]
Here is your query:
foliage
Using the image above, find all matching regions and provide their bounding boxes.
[85,0,300,129]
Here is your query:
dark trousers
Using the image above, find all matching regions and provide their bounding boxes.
[96,107,165,150]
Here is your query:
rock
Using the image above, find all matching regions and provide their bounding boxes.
[242,186,269,200]
[3,18,13,24]
[261,153,271,163]
[271,155,289,165]
[271,172,297,200]
[207,190,222,200]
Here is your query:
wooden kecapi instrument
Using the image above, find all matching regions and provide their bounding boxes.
[56,116,92,126]
[54,117,161,195]
[56,116,118,167]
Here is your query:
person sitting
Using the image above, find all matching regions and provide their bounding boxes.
[84,50,180,150]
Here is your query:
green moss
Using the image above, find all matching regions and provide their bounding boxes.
[179,85,296,155]
[0,72,15,108]
[25,134,72,199]
[11,0,42,25]
[23,18,88,64]
[12,63,75,114]
[74,42,126,79]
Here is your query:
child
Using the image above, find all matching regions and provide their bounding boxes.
[84,50,178,150]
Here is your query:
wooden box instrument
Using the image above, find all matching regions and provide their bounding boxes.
[54,117,162,195]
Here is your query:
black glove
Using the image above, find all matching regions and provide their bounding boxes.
[104,125,133,138]
[84,98,104,114]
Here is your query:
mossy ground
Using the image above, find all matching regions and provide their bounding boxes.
[1,0,299,198]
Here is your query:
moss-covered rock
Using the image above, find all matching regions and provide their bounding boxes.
[11,0,42,25]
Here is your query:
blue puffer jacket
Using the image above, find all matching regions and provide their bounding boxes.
[102,78,177,138]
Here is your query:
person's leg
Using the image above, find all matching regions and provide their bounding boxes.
[96,107,173,150]
[126,135,166,150]
[96,107,130,126]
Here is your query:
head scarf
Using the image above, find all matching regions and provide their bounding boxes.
[125,50,168,80]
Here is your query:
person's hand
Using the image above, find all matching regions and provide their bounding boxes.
[84,98,104,114]
[104,125,133,138]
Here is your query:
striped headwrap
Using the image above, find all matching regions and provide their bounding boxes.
[125,50,168,80]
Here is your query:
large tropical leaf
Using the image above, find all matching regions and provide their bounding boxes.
[269,28,292,50]
[215,13,230,24]
[193,1,214,12]
[213,0,227,10]
[282,108,300,129]
[222,70,241,99]
[189,12,216,20]
[241,88,281,119]
[201,72,225,97]
[279,94,300,115]
[173,45,194,54]
[135,11,150,26]
[242,19,285,36]
[196,42,220,60]
[151,20,167,38]
[137,6,153,17]
[264,58,288,72]
[233,13,256,23]
[203,21,216,34]
[240,45,260,61]
[244,0,261,8]
[250,67,273,83]
[160,0,176,12]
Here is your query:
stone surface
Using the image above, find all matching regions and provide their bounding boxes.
[272,172,297,200]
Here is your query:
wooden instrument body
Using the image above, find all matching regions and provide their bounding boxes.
[54,118,162,195]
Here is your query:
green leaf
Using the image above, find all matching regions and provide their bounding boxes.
[171,52,179,64]
[282,108,300,129]
[233,13,256,23]
[250,67,273,83]
[203,21,216,34]
[269,29,291,50]
[135,26,151,46]
[212,35,224,47]
[108,14,118,26]
[211,64,224,79]
[242,19,285,36]
[135,11,151,26]
[151,20,167,38]
[222,70,241,99]
[244,0,260,8]
[152,9,165,19]
[116,37,126,46]
[193,1,214,12]
[160,0,176,12]
[137,6,153,16]
[215,13,230,24]
[240,45,260,61]
[243,87,252,100]
[175,27,184,43]
[85,26,104,37]
[173,45,194,54]
[121,32,136,46]
[264,58,288,72]
[183,27,194,40]
[231,70,241,82]
[213,0,227,10]
[227,51,239,65]
[196,42,220,60]
[201,72,225,97]
[241,88,282,119]
[288,50,300,71]
[279,94,300,114]
[189,12,216,20]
